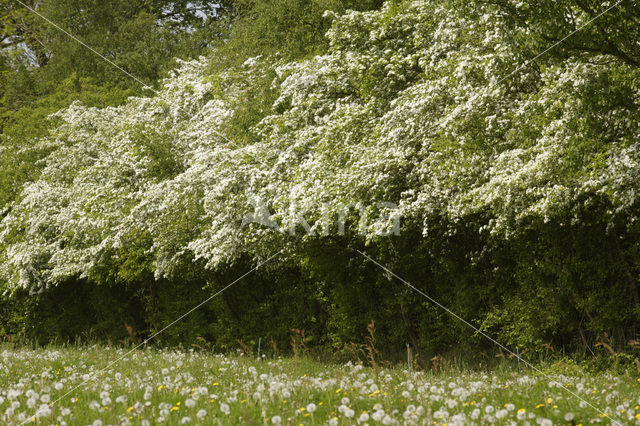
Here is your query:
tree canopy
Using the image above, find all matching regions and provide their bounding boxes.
[1,0,639,357]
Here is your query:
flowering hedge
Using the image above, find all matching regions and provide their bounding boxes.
[1,0,639,354]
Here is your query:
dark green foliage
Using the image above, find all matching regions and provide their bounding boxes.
[0,279,145,346]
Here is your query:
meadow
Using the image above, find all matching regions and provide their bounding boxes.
[2,1,640,425]
[0,346,638,425]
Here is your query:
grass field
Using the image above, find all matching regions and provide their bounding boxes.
[0,346,638,425]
